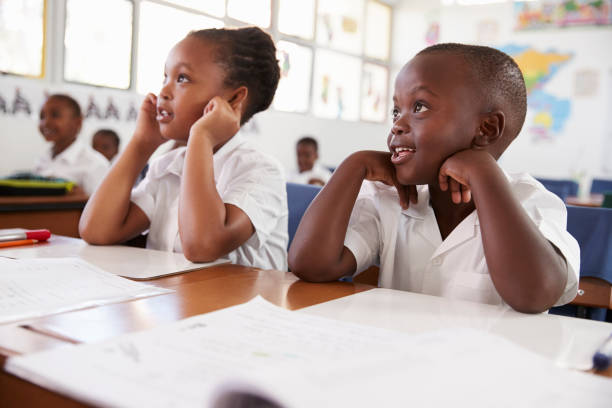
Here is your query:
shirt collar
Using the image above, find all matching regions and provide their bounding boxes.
[401,184,479,226]
[49,140,83,165]
[163,132,247,178]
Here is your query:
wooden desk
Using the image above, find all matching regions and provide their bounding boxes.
[565,194,604,207]
[0,187,88,238]
[0,264,374,407]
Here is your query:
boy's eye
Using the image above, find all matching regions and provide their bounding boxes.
[177,74,189,83]
[391,107,400,120]
[414,102,429,113]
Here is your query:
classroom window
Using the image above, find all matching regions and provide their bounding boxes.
[361,63,388,122]
[364,0,391,61]
[136,0,223,95]
[227,0,271,28]
[162,0,225,17]
[316,0,364,55]
[312,50,361,121]
[0,0,45,77]
[273,41,312,113]
[64,0,133,89]
[278,0,315,40]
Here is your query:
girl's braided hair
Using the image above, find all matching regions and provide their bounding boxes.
[188,27,280,125]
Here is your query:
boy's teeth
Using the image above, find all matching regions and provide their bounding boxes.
[395,147,415,153]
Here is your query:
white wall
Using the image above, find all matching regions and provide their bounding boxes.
[391,1,612,195]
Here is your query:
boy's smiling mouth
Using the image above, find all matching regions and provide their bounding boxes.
[390,146,416,164]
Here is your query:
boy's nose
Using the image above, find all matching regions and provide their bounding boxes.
[159,84,172,100]
[391,121,409,136]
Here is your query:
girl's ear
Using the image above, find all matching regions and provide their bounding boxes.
[473,110,505,149]
[228,86,248,110]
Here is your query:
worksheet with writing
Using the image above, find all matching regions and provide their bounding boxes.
[6,296,612,408]
[0,257,173,324]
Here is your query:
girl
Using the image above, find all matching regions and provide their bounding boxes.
[79,27,288,271]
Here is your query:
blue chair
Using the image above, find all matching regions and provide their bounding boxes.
[590,178,612,195]
[286,182,321,249]
[535,178,579,201]
[551,206,612,321]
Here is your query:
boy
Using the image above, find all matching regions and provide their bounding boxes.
[288,136,332,186]
[35,94,109,195]
[288,43,579,313]
[92,129,120,163]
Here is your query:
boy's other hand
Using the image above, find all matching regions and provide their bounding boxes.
[189,96,242,148]
[133,93,165,149]
[438,149,497,204]
[356,151,417,209]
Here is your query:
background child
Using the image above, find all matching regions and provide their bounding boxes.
[288,136,332,186]
[34,94,110,195]
[289,43,579,313]
[92,128,120,163]
[79,27,288,271]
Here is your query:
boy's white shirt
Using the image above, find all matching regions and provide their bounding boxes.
[344,172,580,307]
[131,132,289,271]
[288,163,333,185]
[33,140,110,195]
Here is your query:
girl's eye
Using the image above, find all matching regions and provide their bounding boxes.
[177,74,189,83]
[414,102,429,113]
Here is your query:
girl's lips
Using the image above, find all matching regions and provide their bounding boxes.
[156,108,173,124]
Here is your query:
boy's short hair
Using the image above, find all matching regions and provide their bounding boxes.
[49,94,82,118]
[94,129,120,148]
[297,136,318,152]
[188,27,280,125]
[417,43,527,141]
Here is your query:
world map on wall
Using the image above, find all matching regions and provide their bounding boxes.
[500,45,573,141]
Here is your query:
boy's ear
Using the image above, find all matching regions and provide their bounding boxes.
[473,110,505,149]
[227,86,248,110]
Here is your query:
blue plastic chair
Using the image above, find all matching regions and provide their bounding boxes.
[590,178,612,195]
[551,206,612,321]
[535,178,579,201]
[286,182,321,249]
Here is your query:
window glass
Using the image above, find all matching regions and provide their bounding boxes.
[316,0,364,55]
[278,0,315,40]
[163,0,225,17]
[312,50,360,121]
[227,0,270,27]
[0,0,44,77]
[137,1,223,95]
[361,63,388,122]
[274,41,312,113]
[64,0,133,89]
[364,0,391,61]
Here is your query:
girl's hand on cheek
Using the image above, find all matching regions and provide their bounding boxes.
[189,96,242,147]
[133,93,165,149]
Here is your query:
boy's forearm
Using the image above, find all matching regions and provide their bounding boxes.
[79,139,155,243]
[289,152,368,281]
[470,164,567,313]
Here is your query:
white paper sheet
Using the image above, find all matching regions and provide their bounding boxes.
[6,297,612,408]
[0,257,173,324]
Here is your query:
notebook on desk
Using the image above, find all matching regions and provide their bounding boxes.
[0,234,228,280]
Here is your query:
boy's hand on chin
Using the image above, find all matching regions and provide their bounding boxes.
[353,151,417,210]
[438,149,497,204]
[133,93,165,149]
[189,96,242,148]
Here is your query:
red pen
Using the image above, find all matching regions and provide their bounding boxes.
[0,229,50,243]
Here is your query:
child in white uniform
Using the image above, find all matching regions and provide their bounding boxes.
[288,136,332,186]
[289,44,579,313]
[80,27,288,271]
[35,94,109,195]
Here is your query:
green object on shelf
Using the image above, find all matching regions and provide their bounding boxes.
[0,175,75,196]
